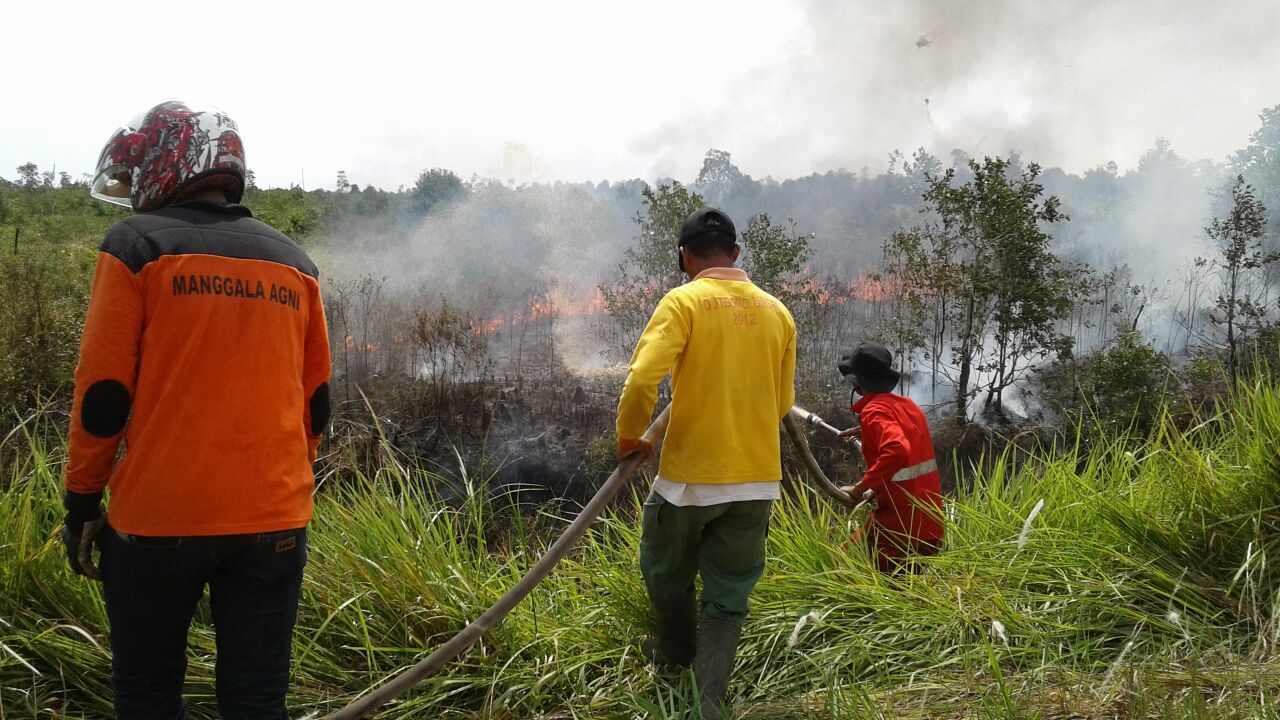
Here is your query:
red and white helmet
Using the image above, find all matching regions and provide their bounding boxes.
[91,100,246,212]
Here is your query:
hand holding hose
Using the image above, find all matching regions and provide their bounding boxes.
[617,437,655,463]
[838,484,877,510]
[838,425,862,444]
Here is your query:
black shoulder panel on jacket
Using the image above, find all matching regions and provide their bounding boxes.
[100,203,319,278]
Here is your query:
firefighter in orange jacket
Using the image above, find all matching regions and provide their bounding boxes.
[837,343,943,574]
[60,101,330,719]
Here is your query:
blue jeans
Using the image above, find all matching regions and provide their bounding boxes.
[99,526,308,720]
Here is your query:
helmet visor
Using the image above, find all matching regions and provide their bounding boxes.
[89,127,138,207]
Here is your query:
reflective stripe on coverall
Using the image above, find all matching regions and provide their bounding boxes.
[851,392,944,571]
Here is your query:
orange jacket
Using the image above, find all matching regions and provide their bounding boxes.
[64,202,331,536]
[853,392,944,541]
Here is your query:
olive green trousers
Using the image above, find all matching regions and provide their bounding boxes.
[639,490,772,625]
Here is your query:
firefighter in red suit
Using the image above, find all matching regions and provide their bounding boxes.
[837,343,944,574]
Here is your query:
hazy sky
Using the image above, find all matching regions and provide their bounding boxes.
[4,1,1278,190]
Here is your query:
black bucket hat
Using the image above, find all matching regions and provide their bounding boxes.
[837,342,901,393]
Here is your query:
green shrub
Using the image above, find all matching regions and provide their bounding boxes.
[0,246,94,415]
[1040,330,1178,435]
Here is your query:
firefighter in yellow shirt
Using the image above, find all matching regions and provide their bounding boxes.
[616,208,796,720]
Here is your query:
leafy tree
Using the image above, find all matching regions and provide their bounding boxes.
[599,182,704,351]
[411,168,468,215]
[1230,105,1280,225]
[888,147,944,199]
[354,186,390,216]
[1230,105,1280,299]
[739,213,812,301]
[979,160,1073,411]
[882,148,968,398]
[882,156,1071,419]
[242,187,334,238]
[696,149,747,204]
[879,226,937,394]
[336,170,351,193]
[16,163,39,189]
[1137,137,1183,175]
[697,149,745,187]
[1206,175,1273,383]
[694,148,764,213]
[738,214,826,376]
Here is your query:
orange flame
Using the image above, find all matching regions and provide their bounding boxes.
[473,316,507,335]
[469,289,610,336]
[342,335,383,351]
[851,272,890,302]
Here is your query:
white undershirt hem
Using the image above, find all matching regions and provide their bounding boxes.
[652,475,781,507]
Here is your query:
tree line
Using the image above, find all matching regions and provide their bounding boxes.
[2,103,1279,437]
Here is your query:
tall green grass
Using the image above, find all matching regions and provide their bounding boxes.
[3,382,1280,718]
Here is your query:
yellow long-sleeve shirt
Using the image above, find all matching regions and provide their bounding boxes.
[617,267,796,484]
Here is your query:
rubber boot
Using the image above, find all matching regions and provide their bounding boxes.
[694,618,742,720]
[640,593,697,668]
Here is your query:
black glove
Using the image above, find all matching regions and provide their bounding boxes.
[62,490,106,581]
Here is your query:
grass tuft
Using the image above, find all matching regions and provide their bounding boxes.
[4,384,1280,718]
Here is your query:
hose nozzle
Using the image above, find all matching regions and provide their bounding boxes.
[805,411,840,435]
[789,406,861,451]
[792,407,841,435]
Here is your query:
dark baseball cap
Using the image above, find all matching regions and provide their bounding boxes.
[837,342,901,393]
[679,208,737,248]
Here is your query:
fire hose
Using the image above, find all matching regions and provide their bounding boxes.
[324,404,857,719]
[782,407,862,510]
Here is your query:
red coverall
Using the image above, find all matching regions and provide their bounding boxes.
[849,392,944,573]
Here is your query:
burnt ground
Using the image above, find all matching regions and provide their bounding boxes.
[320,336,630,506]
[320,339,1057,508]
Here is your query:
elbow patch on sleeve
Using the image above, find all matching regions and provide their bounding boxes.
[81,380,131,438]
[309,382,331,436]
